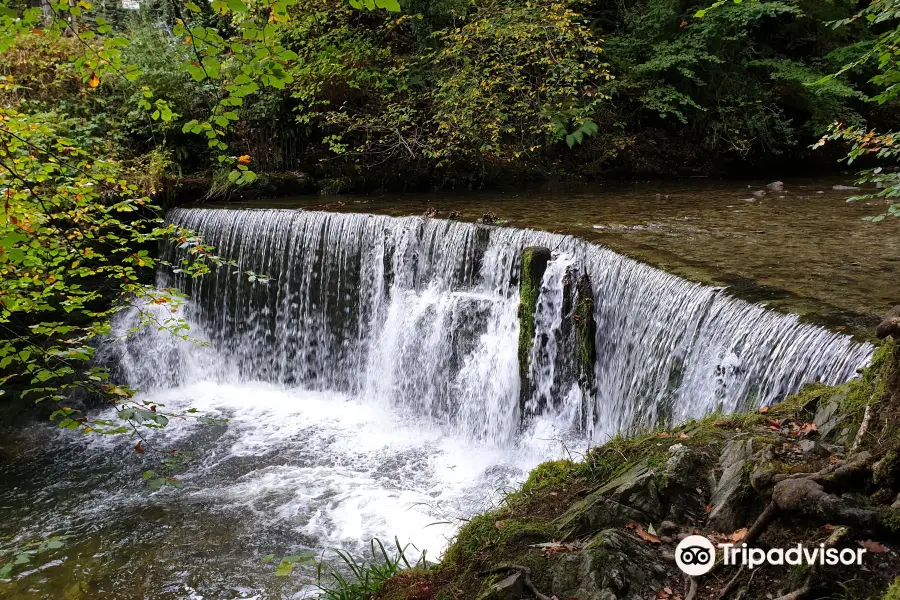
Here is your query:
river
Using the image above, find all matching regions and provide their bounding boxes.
[0,179,893,599]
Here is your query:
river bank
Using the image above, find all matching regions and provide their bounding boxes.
[374,336,900,600]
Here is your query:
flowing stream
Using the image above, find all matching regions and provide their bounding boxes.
[0,207,874,599]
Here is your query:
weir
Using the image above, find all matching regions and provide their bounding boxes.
[124,207,873,444]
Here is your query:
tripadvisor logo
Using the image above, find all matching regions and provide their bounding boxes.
[675,536,868,576]
[675,536,716,576]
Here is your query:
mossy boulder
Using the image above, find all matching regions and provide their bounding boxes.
[550,529,667,600]
[517,246,551,417]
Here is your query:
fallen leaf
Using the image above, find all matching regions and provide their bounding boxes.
[680,19,687,27]
[759,406,769,414]
[135,441,145,455]
[237,154,252,165]
[88,73,100,88]
[829,456,840,464]
[658,432,671,438]
[705,504,712,513]
[678,432,689,439]
[635,525,661,544]
[861,540,889,553]
[730,528,748,542]
[494,521,504,529]
[799,422,818,435]
[625,521,638,530]
[824,524,836,530]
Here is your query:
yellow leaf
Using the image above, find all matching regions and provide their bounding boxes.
[88,73,100,88]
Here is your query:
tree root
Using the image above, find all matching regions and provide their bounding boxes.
[851,403,873,454]
[478,564,552,600]
[684,574,698,600]
[715,567,744,600]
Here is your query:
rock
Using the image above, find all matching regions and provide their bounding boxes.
[551,529,668,600]
[708,437,754,531]
[660,444,709,523]
[658,520,678,535]
[876,306,900,339]
[798,439,831,457]
[813,393,849,441]
[752,190,767,197]
[481,212,499,224]
[481,572,524,600]
[556,494,650,540]
[596,465,663,519]
[574,274,597,398]
[517,246,552,418]
[832,185,861,191]
[767,181,785,191]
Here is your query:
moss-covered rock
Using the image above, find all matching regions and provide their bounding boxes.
[551,529,667,600]
[517,246,551,417]
[374,337,900,600]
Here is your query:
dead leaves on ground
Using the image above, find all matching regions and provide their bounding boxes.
[626,521,661,544]
[657,585,683,600]
[657,432,690,440]
[861,540,890,553]
[766,418,818,438]
[707,527,748,545]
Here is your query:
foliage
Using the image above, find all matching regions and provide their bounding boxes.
[313,538,426,600]
[0,0,394,458]
[0,536,67,580]
[282,0,609,183]
[814,0,900,221]
[593,0,873,166]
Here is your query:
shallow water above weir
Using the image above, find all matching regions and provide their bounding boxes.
[0,181,887,599]
[253,177,900,332]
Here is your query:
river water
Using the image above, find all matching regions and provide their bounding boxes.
[0,180,893,599]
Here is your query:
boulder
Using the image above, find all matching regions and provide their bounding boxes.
[518,246,552,418]
[551,529,668,600]
[479,572,524,600]
[708,437,754,531]
[876,306,900,340]
[556,495,650,540]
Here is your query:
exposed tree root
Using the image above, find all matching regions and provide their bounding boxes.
[477,564,552,600]
[715,566,745,600]
[851,403,873,454]
[684,574,698,600]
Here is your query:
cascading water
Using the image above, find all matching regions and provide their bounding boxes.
[0,207,874,600]
[137,208,871,442]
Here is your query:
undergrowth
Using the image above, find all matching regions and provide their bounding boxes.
[314,538,427,600]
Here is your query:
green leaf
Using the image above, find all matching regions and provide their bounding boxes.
[274,561,294,576]
[226,0,248,12]
[375,0,401,12]
[281,551,316,564]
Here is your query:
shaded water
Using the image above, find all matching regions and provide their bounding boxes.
[0,187,882,599]
[275,178,900,328]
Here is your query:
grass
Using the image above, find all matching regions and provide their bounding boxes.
[314,537,428,600]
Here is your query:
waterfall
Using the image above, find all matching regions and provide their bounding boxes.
[124,207,872,443]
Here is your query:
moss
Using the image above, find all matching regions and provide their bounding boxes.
[884,578,900,600]
[520,460,575,494]
[517,246,551,416]
[573,274,596,389]
[445,512,505,565]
